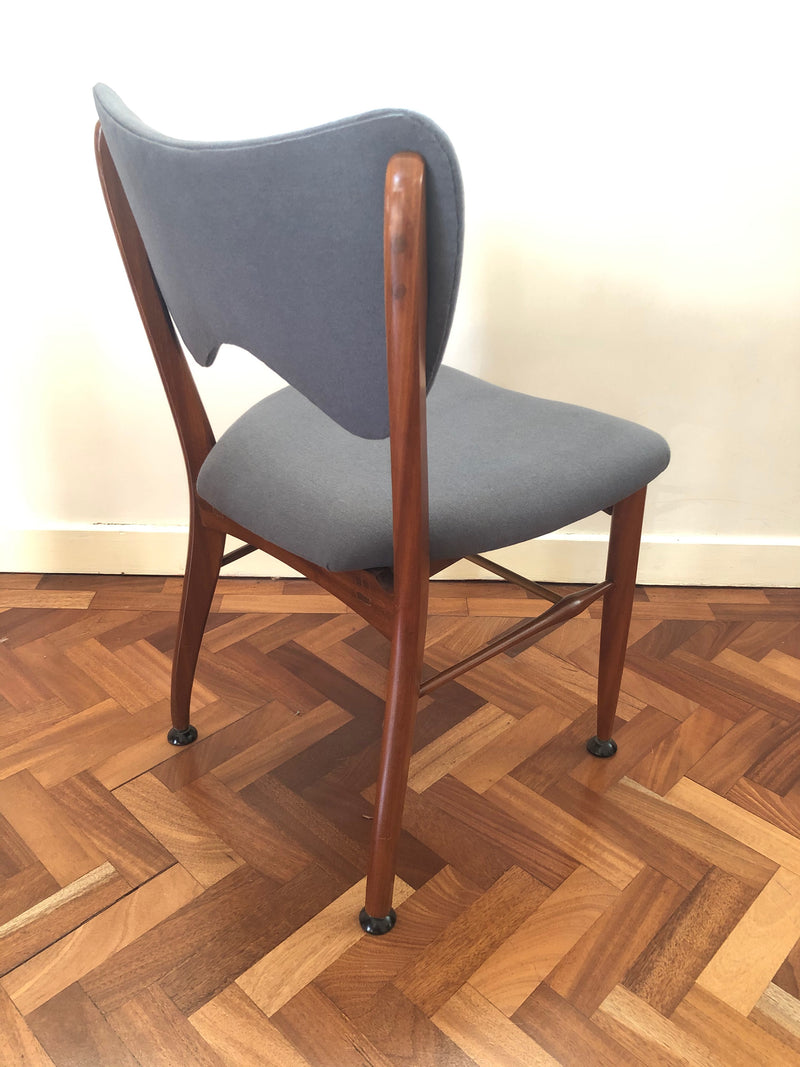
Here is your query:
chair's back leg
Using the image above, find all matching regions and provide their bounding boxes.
[360,151,430,934]
[589,486,647,757]
[168,502,225,745]
[361,586,429,932]
[95,125,222,748]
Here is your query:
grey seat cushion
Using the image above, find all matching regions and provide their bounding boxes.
[197,366,670,572]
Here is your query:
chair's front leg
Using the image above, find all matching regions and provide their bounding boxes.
[588,486,647,758]
[169,501,225,745]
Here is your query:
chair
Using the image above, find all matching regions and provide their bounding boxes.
[93,85,670,934]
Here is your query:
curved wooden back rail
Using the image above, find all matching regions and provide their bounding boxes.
[362,153,430,928]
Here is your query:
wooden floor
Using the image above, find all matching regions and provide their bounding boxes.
[1,574,799,1066]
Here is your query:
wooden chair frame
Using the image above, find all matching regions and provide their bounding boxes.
[95,125,646,933]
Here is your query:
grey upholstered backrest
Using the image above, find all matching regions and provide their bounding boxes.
[94,85,463,439]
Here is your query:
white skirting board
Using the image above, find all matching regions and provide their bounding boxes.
[1,526,798,587]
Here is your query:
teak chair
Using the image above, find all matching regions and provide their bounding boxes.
[94,85,670,934]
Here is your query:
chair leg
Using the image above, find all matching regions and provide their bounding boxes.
[168,505,225,745]
[361,616,427,934]
[587,487,647,759]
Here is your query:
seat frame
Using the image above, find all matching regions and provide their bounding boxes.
[95,125,646,934]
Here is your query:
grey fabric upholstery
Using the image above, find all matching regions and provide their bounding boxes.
[96,88,670,575]
[197,366,670,572]
[93,85,463,439]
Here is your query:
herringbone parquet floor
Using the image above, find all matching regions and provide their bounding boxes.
[1,572,799,1065]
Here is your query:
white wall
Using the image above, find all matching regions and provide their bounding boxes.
[2,0,799,585]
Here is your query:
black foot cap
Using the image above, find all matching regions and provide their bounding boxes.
[586,735,618,758]
[359,907,397,935]
[167,724,198,746]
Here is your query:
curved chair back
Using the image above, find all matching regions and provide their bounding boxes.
[93,85,463,439]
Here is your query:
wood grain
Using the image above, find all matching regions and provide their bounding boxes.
[2,864,202,1014]
[0,862,126,974]
[434,983,561,1066]
[751,982,800,1056]
[106,984,226,1067]
[0,771,105,887]
[470,866,619,1015]
[407,703,515,792]
[274,983,397,1067]
[696,866,800,1013]
[547,865,686,1016]
[672,985,800,1067]
[2,573,800,1065]
[665,776,800,875]
[114,773,243,886]
[0,986,55,1066]
[395,866,547,1016]
[593,984,729,1067]
[237,877,410,1016]
[513,983,643,1067]
[623,866,759,1014]
[27,984,138,1067]
[190,983,314,1067]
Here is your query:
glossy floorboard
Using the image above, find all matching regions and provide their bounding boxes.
[1,573,799,1065]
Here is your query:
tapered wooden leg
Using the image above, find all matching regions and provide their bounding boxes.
[362,610,428,933]
[587,487,647,758]
[168,504,225,745]
[362,151,430,932]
